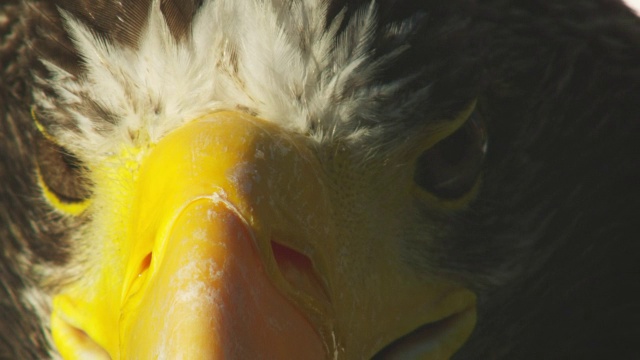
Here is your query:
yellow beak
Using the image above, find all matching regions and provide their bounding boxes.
[51,111,476,359]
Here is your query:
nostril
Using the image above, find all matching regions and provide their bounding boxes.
[138,253,152,277]
[270,241,329,303]
[121,252,153,307]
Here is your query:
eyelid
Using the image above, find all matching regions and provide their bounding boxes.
[33,108,92,215]
[36,165,91,216]
[32,107,61,145]
[418,100,478,154]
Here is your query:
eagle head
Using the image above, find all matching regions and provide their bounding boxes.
[1,0,638,359]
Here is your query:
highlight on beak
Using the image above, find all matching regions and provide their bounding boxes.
[50,111,477,359]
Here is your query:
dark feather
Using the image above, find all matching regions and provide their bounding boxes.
[160,0,203,41]
[53,0,153,48]
[452,1,640,358]
[1,1,49,358]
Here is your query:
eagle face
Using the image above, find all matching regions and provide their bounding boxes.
[3,0,640,358]
[26,0,487,358]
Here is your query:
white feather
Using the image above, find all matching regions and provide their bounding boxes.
[38,0,423,161]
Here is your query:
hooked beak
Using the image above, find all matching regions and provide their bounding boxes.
[51,111,476,359]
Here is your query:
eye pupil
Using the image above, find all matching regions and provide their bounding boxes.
[437,125,473,165]
[414,111,487,199]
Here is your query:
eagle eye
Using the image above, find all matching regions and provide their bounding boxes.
[35,130,92,213]
[413,109,487,200]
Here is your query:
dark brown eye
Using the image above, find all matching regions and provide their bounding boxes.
[414,110,487,199]
[35,131,92,204]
